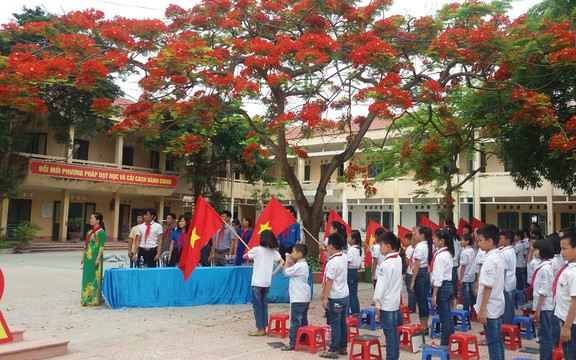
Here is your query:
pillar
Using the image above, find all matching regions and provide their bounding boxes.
[0,199,8,237]
[159,150,166,174]
[393,178,400,230]
[342,189,348,223]
[297,158,305,182]
[66,126,75,163]
[110,192,120,242]
[546,182,555,233]
[59,189,70,242]
[473,148,481,220]
[158,197,165,223]
[115,136,124,169]
[229,162,235,218]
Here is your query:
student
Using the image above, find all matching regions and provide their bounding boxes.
[370,227,387,288]
[409,226,433,333]
[499,230,517,325]
[531,238,554,360]
[514,230,527,290]
[474,224,505,360]
[168,215,190,267]
[281,244,311,351]
[320,221,348,268]
[553,231,570,347]
[374,232,404,360]
[243,230,285,336]
[459,234,476,313]
[555,231,576,358]
[430,228,455,346]
[320,233,349,359]
[404,233,417,313]
[445,221,461,301]
[347,230,362,317]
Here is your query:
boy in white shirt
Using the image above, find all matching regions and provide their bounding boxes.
[404,234,416,312]
[474,224,505,360]
[531,239,554,360]
[554,232,576,358]
[514,230,527,290]
[281,244,311,351]
[320,233,349,359]
[498,230,516,325]
[374,232,403,360]
[459,234,476,313]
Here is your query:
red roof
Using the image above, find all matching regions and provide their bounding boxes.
[113,98,137,108]
[285,116,396,140]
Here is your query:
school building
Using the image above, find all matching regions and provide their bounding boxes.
[2,100,575,242]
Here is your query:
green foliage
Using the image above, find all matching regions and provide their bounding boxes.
[0,241,13,249]
[306,255,322,272]
[251,189,284,212]
[12,221,41,244]
[66,217,83,232]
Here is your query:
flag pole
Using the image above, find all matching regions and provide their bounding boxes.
[296,220,321,245]
[223,221,251,251]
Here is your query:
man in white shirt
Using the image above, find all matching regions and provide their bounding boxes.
[134,208,164,268]
[499,230,517,325]
[514,230,527,290]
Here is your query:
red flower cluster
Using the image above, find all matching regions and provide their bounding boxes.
[509,88,556,126]
[421,80,444,103]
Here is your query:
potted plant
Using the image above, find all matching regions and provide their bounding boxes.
[66,217,84,243]
[121,224,131,241]
[13,221,41,253]
[306,256,323,284]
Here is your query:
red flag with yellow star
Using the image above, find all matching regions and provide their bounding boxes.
[364,219,381,268]
[0,268,13,344]
[178,196,223,281]
[248,197,296,250]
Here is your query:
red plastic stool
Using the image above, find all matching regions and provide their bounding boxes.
[553,341,563,360]
[449,333,480,360]
[267,313,289,338]
[400,305,411,324]
[350,334,382,360]
[501,324,523,351]
[294,325,326,354]
[398,324,421,350]
[522,309,535,318]
[347,316,360,342]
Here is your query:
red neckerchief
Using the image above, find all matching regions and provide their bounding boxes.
[163,226,174,242]
[428,248,447,274]
[178,230,185,250]
[144,221,154,245]
[281,227,289,245]
[241,227,252,241]
[85,225,102,247]
[531,260,550,289]
[216,225,226,248]
[409,249,414,269]
[553,263,569,300]
[322,253,343,288]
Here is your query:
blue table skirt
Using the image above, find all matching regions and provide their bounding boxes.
[102,266,313,309]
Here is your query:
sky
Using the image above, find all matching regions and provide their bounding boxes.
[0,0,543,99]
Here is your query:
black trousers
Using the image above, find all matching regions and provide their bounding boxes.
[137,247,158,268]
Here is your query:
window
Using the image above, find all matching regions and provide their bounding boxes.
[304,165,311,181]
[320,164,329,178]
[21,133,47,155]
[166,153,175,172]
[504,158,513,172]
[150,151,160,169]
[338,164,344,177]
[382,212,393,230]
[72,139,89,160]
[366,212,381,228]
[122,146,134,166]
[368,165,382,178]
[480,151,487,173]
[561,213,576,229]
[497,212,519,230]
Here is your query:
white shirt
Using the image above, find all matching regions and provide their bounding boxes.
[554,263,576,324]
[552,254,567,276]
[370,244,382,279]
[460,247,476,283]
[413,241,429,268]
[452,239,462,267]
[515,241,527,268]
[474,249,486,273]
[474,248,505,319]
[247,246,281,287]
[325,252,349,299]
[373,252,403,311]
[405,245,415,275]
[430,247,453,287]
[285,259,311,303]
[532,260,554,311]
[136,221,164,249]
[347,245,361,269]
[527,258,541,282]
[500,246,517,292]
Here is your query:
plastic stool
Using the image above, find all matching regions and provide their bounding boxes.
[350,334,382,360]
[294,325,326,354]
[422,347,450,360]
[428,297,437,316]
[514,290,527,308]
[267,313,289,338]
[553,340,563,360]
[451,310,472,332]
[360,308,381,331]
[430,316,441,339]
[398,324,422,350]
[401,305,411,324]
[448,333,480,360]
[522,309,535,318]
[501,324,523,351]
[513,316,536,340]
[347,316,360,342]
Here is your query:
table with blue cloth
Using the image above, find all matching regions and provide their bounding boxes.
[102,266,313,309]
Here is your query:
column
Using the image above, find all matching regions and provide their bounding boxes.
[110,192,120,242]
[393,178,400,230]
[546,182,554,233]
[473,149,481,219]
[158,197,165,223]
[229,162,235,218]
[342,189,348,223]
[159,151,166,174]
[0,199,8,237]
[115,136,124,169]
[59,189,70,242]
[66,127,75,163]
[297,158,305,182]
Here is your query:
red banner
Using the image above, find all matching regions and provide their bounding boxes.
[30,161,178,188]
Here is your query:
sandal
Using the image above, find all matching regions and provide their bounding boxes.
[281,344,295,351]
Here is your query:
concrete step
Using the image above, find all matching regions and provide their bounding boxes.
[29,241,129,253]
[0,331,68,360]
[10,328,24,342]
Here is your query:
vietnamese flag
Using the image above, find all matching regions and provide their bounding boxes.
[397,225,412,249]
[472,217,485,232]
[248,197,296,250]
[419,214,440,231]
[364,219,381,268]
[321,210,353,264]
[0,269,13,344]
[178,196,223,281]
[457,218,471,236]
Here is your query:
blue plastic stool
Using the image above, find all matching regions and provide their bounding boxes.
[512,316,536,340]
[514,290,527,308]
[430,316,442,339]
[422,347,450,360]
[451,310,472,332]
[428,297,437,316]
[359,308,380,331]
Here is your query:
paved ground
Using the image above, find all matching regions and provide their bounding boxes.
[0,251,540,359]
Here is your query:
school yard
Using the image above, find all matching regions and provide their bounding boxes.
[0,251,539,359]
